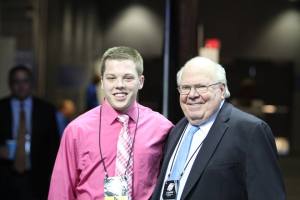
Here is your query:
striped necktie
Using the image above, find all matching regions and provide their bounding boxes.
[115,114,133,198]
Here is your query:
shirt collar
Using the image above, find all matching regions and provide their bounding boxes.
[12,96,32,107]
[102,100,139,124]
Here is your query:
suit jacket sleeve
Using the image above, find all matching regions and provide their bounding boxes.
[246,122,286,200]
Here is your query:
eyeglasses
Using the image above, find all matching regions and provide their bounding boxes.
[177,82,221,95]
[11,78,31,84]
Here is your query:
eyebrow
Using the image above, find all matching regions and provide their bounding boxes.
[180,83,208,86]
[104,73,136,76]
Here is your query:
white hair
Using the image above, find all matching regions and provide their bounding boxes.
[177,57,230,98]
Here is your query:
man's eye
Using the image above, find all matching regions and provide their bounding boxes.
[181,86,190,90]
[106,77,115,80]
[195,85,205,89]
[124,76,134,80]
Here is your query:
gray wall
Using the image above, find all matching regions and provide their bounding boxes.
[0,37,15,97]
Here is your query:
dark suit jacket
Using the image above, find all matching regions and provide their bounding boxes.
[0,96,60,199]
[151,102,286,200]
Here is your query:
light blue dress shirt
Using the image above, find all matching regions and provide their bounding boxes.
[11,97,32,138]
[160,101,224,200]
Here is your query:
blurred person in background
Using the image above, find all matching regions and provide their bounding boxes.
[0,65,60,200]
[56,99,76,136]
[48,46,173,200]
[85,73,101,110]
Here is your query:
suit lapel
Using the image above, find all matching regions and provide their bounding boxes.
[164,118,188,164]
[181,102,232,199]
[31,98,36,135]
[5,98,13,139]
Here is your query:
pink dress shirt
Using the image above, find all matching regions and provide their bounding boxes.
[48,100,173,200]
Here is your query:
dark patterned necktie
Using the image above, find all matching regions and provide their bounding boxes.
[14,102,26,173]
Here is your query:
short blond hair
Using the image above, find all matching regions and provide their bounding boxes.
[99,46,143,76]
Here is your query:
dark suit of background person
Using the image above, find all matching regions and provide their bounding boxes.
[151,57,286,200]
[0,65,60,200]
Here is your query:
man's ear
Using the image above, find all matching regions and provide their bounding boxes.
[101,77,104,89]
[220,84,225,99]
[138,75,145,90]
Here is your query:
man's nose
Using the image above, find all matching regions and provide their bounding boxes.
[115,78,124,87]
[188,87,199,98]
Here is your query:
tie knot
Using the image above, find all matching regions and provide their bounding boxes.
[118,114,129,125]
[20,101,24,110]
[189,125,199,135]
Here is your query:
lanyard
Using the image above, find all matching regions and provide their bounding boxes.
[98,106,139,178]
[168,125,205,180]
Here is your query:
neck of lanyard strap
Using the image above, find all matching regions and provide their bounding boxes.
[168,125,205,180]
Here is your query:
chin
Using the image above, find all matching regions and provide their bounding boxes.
[112,104,128,111]
[188,118,203,126]
[187,110,203,118]
[187,113,205,123]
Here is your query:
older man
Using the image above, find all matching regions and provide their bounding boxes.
[151,57,286,200]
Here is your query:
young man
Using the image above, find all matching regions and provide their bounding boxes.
[48,46,173,200]
[151,57,286,200]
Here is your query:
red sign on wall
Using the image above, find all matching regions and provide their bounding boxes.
[205,38,221,49]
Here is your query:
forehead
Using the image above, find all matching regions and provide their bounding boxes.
[12,70,30,79]
[104,59,137,74]
[181,64,215,84]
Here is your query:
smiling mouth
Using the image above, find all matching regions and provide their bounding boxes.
[113,92,128,100]
[187,102,202,106]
